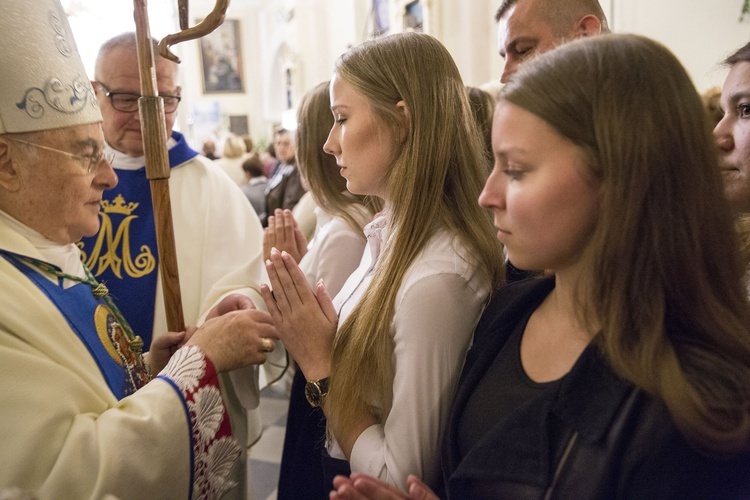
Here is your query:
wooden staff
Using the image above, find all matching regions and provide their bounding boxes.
[131,0,229,332]
[159,0,230,64]
[132,0,184,332]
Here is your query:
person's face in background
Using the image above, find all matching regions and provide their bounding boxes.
[496,0,603,84]
[273,131,296,164]
[94,47,180,158]
[323,74,397,200]
[715,61,750,213]
[479,100,600,275]
[497,0,560,83]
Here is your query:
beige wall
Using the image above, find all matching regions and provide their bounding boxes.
[608,0,749,92]
[168,0,749,150]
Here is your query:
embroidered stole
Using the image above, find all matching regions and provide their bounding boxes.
[2,252,149,399]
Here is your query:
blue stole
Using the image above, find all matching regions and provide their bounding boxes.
[2,252,149,399]
[78,131,199,349]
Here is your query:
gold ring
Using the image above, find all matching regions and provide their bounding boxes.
[260,338,275,353]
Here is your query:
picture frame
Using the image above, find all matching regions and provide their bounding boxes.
[229,114,249,137]
[404,0,423,32]
[199,19,245,93]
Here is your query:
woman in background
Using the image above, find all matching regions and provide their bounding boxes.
[466,86,495,165]
[265,81,381,498]
[214,134,247,186]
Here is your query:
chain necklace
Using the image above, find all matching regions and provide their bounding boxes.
[14,254,144,355]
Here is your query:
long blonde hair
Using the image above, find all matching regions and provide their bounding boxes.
[327,32,504,431]
[502,34,750,454]
[296,81,381,233]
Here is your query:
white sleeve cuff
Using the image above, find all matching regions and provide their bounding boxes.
[349,423,388,481]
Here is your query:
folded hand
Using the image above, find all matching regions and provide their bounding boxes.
[263,209,308,262]
[261,247,337,381]
[330,473,438,500]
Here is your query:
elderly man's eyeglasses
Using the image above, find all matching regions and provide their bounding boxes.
[95,81,181,114]
[7,138,114,175]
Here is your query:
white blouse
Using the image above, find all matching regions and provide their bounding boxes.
[329,214,491,491]
[299,205,372,294]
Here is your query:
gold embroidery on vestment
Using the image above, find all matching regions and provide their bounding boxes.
[78,194,156,278]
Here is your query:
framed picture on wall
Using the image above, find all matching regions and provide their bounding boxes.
[199,19,245,93]
[404,0,423,32]
[229,115,249,137]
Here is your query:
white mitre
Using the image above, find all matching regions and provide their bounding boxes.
[0,0,101,133]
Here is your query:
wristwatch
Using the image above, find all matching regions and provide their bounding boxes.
[305,377,330,408]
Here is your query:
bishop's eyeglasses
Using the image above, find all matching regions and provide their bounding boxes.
[95,81,182,114]
[7,138,114,175]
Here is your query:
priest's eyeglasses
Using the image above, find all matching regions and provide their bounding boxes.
[95,81,182,114]
[7,138,115,175]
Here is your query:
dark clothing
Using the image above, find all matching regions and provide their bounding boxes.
[457,308,560,458]
[277,369,329,499]
[241,179,268,221]
[443,277,750,499]
[263,163,305,227]
[505,261,535,284]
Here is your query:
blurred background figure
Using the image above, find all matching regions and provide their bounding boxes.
[702,86,723,127]
[291,188,318,242]
[215,134,248,186]
[241,153,268,220]
[241,134,255,156]
[263,128,305,226]
[202,138,219,160]
[261,142,277,178]
[467,85,496,165]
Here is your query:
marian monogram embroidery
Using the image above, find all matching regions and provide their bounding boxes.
[78,194,156,278]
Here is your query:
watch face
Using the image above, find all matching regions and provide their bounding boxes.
[305,378,329,407]
[305,381,322,407]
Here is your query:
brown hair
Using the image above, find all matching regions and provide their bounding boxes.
[725,41,750,66]
[467,86,496,165]
[242,153,264,177]
[701,87,724,127]
[502,34,750,453]
[737,214,750,281]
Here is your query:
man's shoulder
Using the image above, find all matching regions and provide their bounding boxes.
[172,153,214,172]
[172,155,240,187]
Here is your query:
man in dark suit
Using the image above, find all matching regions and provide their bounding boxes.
[263,128,305,226]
